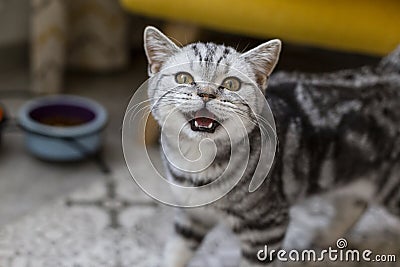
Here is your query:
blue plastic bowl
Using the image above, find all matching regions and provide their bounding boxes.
[18,95,107,161]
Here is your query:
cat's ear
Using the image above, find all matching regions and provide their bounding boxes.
[144,26,181,76]
[241,39,281,90]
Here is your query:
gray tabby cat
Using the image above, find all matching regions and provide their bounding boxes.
[143,25,400,267]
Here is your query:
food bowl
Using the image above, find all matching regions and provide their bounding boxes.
[18,95,107,161]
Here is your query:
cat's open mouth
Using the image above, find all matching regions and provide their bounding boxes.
[188,108,220,133]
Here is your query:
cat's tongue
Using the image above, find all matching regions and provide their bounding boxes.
[194,109,215,128]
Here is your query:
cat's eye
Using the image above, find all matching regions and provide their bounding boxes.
[221,77,241,91]
[175,72,194,84]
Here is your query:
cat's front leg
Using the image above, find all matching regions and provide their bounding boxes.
[161,233,195,267]
[234,211,289,267]
[237,231,286,267]
[313,180,374,248]
[161,209,214,267]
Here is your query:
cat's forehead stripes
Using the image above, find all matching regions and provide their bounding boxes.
[189,43,235,67]
[191,43,202,61]
[216,47,231,66]
[183,43,239,82]
[204,43,217,67]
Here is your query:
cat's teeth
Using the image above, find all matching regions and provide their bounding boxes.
[194,120,213,129]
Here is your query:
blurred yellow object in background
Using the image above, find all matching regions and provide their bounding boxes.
[120,0,400,55]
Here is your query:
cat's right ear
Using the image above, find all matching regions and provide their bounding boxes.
[144,26,181,76]
[241,39,281,91]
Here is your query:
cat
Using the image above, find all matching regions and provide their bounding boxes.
[143,25,400,267]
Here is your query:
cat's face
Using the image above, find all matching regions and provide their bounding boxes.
[144,26,281,144]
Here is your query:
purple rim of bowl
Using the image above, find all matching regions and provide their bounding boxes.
[18,95,107,138]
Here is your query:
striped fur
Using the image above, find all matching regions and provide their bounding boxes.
[143,26,400,267]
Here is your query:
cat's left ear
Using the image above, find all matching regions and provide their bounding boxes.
[144,26,181,76]
[241,39,282,90]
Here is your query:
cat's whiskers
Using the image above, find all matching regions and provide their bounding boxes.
[223,108,273,137]
[126,94,169,123]
[127,90,178,124]
[129,100,178,126]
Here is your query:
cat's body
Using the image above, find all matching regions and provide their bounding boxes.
[268,77,400,207]
[143,26,400,267]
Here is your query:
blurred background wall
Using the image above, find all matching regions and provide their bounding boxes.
[0,0,29,46]
[1,0,399,96]
[0,0,29,68]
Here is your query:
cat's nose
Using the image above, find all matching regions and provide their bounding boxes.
[197,92,216,102]
[197,88,216,102]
